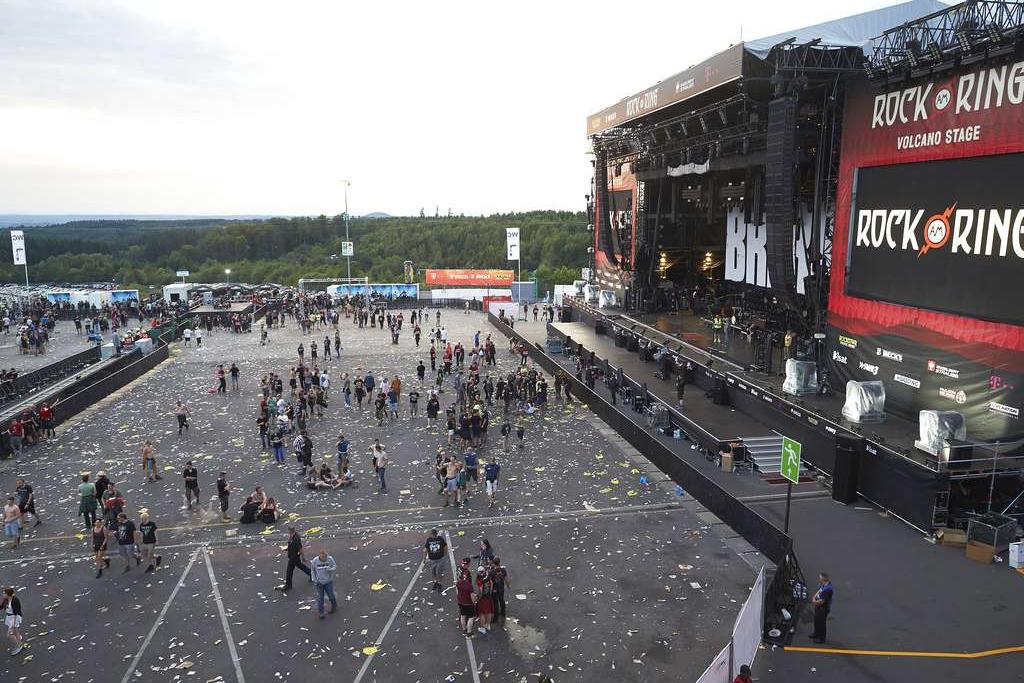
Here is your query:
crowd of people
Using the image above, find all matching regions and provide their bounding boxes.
[1,292,578,660]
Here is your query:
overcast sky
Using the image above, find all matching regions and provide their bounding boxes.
[0,0,907,217]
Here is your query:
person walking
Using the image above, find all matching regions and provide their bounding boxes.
[138,512,161,573]
[14,479,41,527]
[229,362,240,391]
[91,518,110,578]
[277,527,312,592]
[423,529,447,592]
[182,461,200,510]
[3,497,22,549]
[809,572,834,643]
[483,459,501,508]
[174,401,191,435]
[310,550,338,618]
[216,364,227,394]
[372,446,389,493]
[141,440,159,483]
[2,587,24,656]
[78,473,98,529]
[114,512,139,573]
[216,471,232,522]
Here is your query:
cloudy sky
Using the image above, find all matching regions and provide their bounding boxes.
[0,0,907,216]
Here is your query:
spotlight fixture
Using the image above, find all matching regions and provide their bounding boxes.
[956,28,973,53]
[718,109,728,126]
[928,41,942,61]
[699,115,708,133]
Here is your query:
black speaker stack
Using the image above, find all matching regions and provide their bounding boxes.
[832,433,863,504]
[765,95,798,303]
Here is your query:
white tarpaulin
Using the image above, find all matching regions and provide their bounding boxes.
[744,0,947,59]
[732,566,766,675]
[667,161,710,176]
[695,643,732,683]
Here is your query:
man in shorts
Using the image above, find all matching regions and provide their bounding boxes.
[443,458,462,507]
[483,459,501,508]
[138,512,161,573]
[3,497,22,549]
[115,512,139,572]
[423,529,447,592]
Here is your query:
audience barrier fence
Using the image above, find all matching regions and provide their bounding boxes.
[487,312,807,651]
[0,318,188,458]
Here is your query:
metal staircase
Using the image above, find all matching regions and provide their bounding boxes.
[743,435,785,474]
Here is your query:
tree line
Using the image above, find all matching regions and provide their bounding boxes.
[1,212,589,296]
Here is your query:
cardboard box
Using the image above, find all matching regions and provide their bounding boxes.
[721,453,734,473]
[939,528,968,548]
[965,540,996,564]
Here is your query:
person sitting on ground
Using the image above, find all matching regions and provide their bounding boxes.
[338,466,354,488]
[239,495,260,524]
[258,496,278,523]
[250,486,266,506]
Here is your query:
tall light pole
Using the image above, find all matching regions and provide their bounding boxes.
[225,268,231,286]
[342,180,352,280]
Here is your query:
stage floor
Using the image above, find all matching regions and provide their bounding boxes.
[510,316,1024,683]
[606,309,931,466]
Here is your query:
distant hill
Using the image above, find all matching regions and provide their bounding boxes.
[362,212,391,219]
[0,214,278,229]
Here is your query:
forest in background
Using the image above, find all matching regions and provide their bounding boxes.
[0,211,589,296]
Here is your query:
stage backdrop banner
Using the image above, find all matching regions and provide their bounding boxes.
[846,153,1024,326]
[425,269,514,287]
[828,60,1024,442]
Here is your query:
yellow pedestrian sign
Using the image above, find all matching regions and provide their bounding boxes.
[781,436,802,484]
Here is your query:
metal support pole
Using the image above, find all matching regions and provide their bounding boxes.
[24,264,29,287]
[784,481,793,535]
[343,181,352,281]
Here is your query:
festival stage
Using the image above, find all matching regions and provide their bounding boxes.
[582,1,1024,533]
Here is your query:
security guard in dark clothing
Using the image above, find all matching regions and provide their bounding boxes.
[809,572,834,643]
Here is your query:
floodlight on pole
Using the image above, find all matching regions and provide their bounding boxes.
[225,268,231,286]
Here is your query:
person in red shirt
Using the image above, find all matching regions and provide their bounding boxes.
[8,420,24,455]
[455,566,477,636]
[733,664,753,683]
[38,403,55,438]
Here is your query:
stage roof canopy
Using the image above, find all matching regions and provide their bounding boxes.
[745,0,948,58]
[586,0,949,136]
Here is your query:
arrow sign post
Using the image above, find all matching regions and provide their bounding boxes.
[780,436,802,535]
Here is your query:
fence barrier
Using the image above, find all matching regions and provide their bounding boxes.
[487,312,807,650]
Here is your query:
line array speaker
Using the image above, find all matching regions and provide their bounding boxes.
[765,96,798,302]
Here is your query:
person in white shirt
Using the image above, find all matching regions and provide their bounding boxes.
[183,327,192,347]
[194,327,203,348]
[319,372,330,396]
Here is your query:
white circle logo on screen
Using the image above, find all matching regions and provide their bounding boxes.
[934,88,951,111]
[926,218,948,245]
